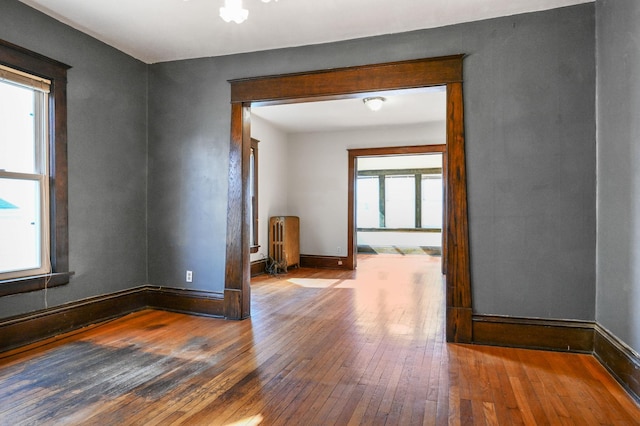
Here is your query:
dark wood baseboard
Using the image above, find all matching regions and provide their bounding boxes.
[250,259,266,277]
[300,255,351,270]
[0,286,224,354]
[146,287,224,318]
[593,324,640,403]
[472,314,594,353]
[0,287,145,353]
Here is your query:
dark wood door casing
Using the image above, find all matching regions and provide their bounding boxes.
[225,55,471,343]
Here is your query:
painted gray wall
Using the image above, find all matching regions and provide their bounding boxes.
[0,1,148,318]
[148,4,597,320]
[596,0,640,353]
[147,59,229,290]
[466,7,596,320]
[0,1,598,325]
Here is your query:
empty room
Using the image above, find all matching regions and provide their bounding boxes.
[1,0,639,424]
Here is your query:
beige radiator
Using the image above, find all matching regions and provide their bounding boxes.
[269,216,300,272]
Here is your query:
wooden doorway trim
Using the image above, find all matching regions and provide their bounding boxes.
[225,55,472,343]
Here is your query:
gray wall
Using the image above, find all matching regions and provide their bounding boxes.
[147,59,229,289]
[596,0,640,353]
[148,4,597,320]
[0,1,148,318]
[0,1,599,326]
[464,7,595,320]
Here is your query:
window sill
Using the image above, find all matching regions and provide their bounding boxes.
[250,245,260,254]
[0,272,74,297]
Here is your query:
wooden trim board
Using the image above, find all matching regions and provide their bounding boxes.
[472,314,594,353]
[145,287,224,318]
[250,259,267,277]
[594,324,640,403]
[300,255,351,270]
[0,286,224,353]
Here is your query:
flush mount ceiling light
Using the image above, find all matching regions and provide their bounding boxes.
[220,0,278,24]
[363,97,386,112]
[220,0,248,23]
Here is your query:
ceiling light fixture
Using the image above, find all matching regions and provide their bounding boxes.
[220,0,278,24]
[220,0,248,24]
[363,97,386,112]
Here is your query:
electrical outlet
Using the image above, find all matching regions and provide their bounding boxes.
[186,270,193,283]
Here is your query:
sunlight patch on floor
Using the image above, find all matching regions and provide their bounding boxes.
[334,280,358,289]
[387,323,413,336]
[287,278,340,288]
[224,414,263,426]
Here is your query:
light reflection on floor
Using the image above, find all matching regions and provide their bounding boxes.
[224,414,263,426]
[287,278,340,288]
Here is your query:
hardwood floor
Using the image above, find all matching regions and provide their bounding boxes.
[0,254,638,425]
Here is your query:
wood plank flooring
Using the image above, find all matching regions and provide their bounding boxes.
[0,254,638,425]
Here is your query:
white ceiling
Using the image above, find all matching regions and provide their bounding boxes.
[17,0,592,132]
[19,0,592,64]
[252,88,447,133]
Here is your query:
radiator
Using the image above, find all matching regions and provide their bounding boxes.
[269,216,300,272]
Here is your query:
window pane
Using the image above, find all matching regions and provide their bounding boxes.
[0,178,42,274]
[385,175,415,228]
[422,175,443,228]
[357,176,379,228]
[0,81,37,174]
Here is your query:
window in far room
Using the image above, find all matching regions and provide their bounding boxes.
[355,152,444,256]
[356,165,443,231]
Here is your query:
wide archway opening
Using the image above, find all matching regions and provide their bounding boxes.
[224,56,471,343]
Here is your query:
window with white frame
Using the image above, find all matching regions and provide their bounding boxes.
[0,65,51,280]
